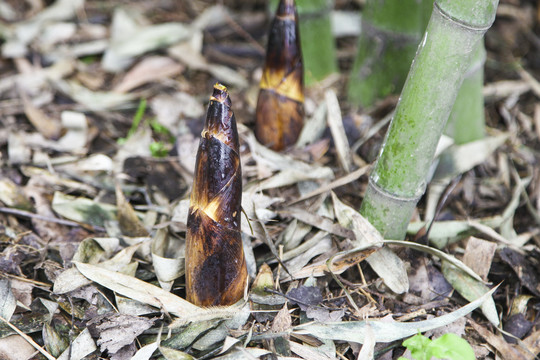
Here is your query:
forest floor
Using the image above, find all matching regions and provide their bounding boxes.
[0,0,539,359]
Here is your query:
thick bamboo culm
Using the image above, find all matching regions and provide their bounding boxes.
[360,0,499,240]
[255,0,304,151]
[185,84,247,306]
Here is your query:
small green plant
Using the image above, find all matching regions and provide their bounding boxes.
[118,99,174,158]
[399,333,475,360]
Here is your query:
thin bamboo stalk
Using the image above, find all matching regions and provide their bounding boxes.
[360,0,499,239]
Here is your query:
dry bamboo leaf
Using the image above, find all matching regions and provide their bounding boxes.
[159,347,194,359]
[0,178,34,211]
[332,192,408,294]
[407,216,504,249]
[384,240,483,282]
[463,237,497,281]
[357,324,375,360]
[294,286,498,343]
[57,328,96,360]
[282,207,353,239]
[54,79,135,111]
[325,89,352,172]
[151,228,185,285]
[116,184,149,237]
[20,92,62,140]
[0,335,39,360]
[289,165,371,205]
[113,56,184,93]
[470,321,530,360]
[255,0,304,151]
[0,280,16,322]
[54,111,88,154]
[185,84,247,307]
[89,313,154,354]
[74,262,199,315]
[1,0,85,58]
[281,244,377,281]
[102,8,192,72]
[433,134,509,182]
[131,341,159,360]
[168,40,248,89]
[7,132,32,164]
[296,102,327,147]
[52,191,116,228]
[441,261,499,326]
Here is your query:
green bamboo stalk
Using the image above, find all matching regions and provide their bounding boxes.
[360,0,499,239]
[270,0,338,85]
[445,41,486,144]
[347,0,423,108]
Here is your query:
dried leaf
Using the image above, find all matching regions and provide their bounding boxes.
[305,307,345,323]
[433,134,509,182]
[54,79,135,111]
[113,56,184,93]
[441,261,499,326]
[332,193,408,294]
[0,280,16,322]
[287,286,323,311]
[463,237,497,280]
[294,286,498,343]
[159,347,195,360]
[21,92,62,139]
[0,178,34,211]
[89,313,155,354]
[102,8,193,72]
[43,323,69,357]
[54,111,88,154]
[52,191,116,227]
[407,216,504,249]
[325,89,352,172]
[131,341,159,360]
[74,262,247,324]
[116,184,149,237]
[151,228,185,285]
[57,328,97,360]
[0,335,38,360]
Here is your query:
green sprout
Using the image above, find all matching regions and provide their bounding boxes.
[118,99,175,158]
[399,333,475,360]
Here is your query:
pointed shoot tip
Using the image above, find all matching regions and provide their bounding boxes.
[211,83,229,103]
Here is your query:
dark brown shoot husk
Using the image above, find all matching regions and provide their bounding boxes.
[255,0,304,151]
[185,83,247,307]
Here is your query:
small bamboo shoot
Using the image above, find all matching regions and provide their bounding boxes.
[255,0,304,151]
[185,84,247,306]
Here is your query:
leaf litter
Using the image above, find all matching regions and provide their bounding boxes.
[0,0,538,359]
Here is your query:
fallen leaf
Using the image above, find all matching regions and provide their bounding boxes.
[113,56,184,93]
[88,313,155,354]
